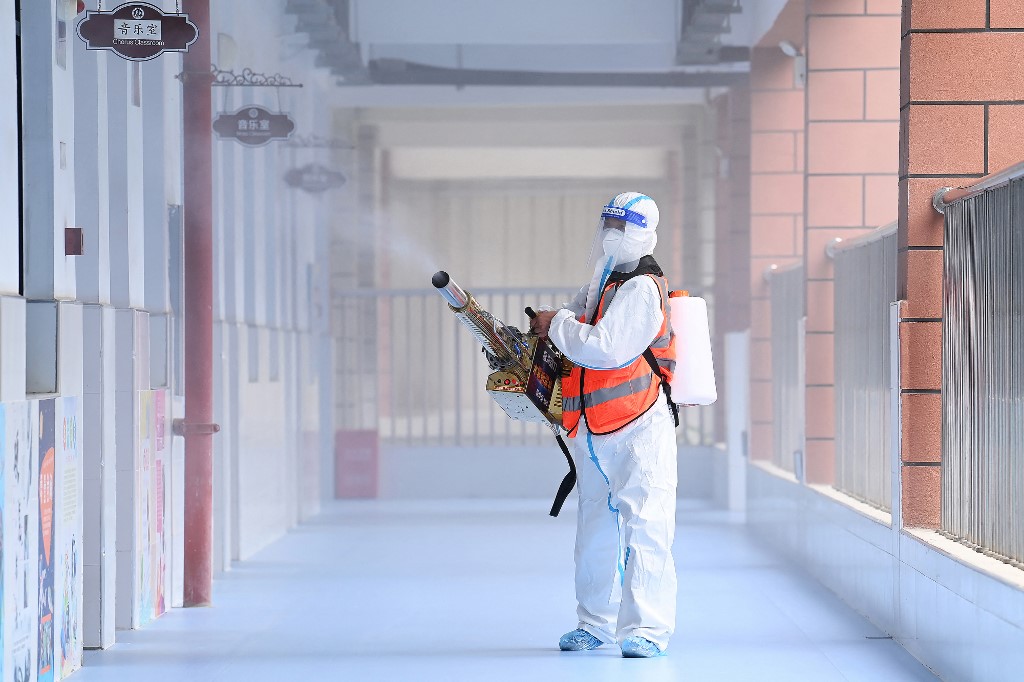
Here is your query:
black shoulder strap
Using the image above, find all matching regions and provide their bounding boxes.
[643,348,680,428]
[549,434,577,517]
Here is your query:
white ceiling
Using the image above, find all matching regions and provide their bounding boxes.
[352,0,681,46]
[349,0,789,74]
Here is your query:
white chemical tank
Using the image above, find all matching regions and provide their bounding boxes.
[668,292,717,405]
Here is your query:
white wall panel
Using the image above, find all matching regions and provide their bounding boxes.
[0,0,19,295]
[747,462,1024,682]
[236,327,289,559]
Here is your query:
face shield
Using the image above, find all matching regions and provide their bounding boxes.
[585,204,656,278]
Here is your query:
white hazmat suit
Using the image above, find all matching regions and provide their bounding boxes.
[547,193,678,655]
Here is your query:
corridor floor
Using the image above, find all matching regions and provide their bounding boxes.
[75,499,938,682]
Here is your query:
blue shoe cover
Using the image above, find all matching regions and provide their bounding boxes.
[559,629,604,651]
[620,636,663,658]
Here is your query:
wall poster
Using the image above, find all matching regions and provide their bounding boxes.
[55,398,82,678]
[135,390,169,626]
[4,401,39,682]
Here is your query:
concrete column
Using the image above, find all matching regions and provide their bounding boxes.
[20,0,77,301]
[181,0,216,606]
[73,40,111,306]
[142,57,173,393]
[113,309,149,629]
[748,40,806,461]
[898,0,1024,528]
[106,59,132,310]
[142,59,168,317]
[802,0,902,484]
[81,304,117,648]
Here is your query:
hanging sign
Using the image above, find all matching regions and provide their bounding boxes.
[284,164,348,194]
[77,2,198,62]
[213,106,295,147]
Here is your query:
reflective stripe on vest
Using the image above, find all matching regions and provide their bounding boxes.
[561,274,676,438]
[561,373,653,414]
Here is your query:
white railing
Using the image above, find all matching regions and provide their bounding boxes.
[935,164,1024,567]
[830,222,897,511]
[335,286,719,448]
[768,264,805,474]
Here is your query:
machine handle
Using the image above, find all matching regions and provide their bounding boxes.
[525,307,537,319]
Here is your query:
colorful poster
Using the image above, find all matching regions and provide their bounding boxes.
[37,400,56,682]
[56,398,82,679]
[4,401,39,682]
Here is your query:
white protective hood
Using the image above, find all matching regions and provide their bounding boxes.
[583,192,660,321]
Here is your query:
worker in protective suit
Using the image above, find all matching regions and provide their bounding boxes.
[530,192,678,659]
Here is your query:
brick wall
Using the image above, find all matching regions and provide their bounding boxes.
[802,0,902,483]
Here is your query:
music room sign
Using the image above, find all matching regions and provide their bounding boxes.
[77,2,198,61]
[213,106,296,147]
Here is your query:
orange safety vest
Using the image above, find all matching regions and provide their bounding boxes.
[561,274,676,438]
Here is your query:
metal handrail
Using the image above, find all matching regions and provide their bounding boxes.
[763,261,802,283]
[938,174,1024,566]
[831,224,897,511]
[932,160,1024,212]
[825,221,898,259]
[769,264,805,474]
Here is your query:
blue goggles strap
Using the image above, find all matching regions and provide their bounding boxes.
[601,205,648,228]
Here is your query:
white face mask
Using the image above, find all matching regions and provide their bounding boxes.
[602,229,624,258]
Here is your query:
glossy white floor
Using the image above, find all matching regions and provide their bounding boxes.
[75,499,938,682]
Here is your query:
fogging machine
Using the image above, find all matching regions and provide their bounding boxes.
[431,271,568,432]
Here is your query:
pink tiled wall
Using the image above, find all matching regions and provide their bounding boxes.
[803,0,901,484]
[749,45,806,460]
[899,0,1024,528]
[713,89,751,442]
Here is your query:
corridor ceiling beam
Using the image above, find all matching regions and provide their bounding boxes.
[366,59,749,88]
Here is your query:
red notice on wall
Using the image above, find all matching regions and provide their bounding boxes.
[334,430,379,499]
